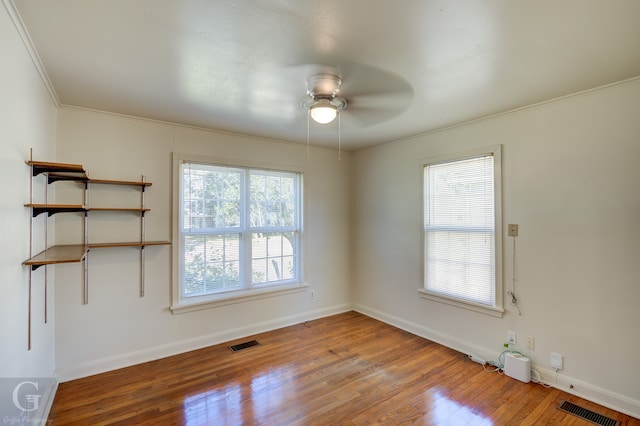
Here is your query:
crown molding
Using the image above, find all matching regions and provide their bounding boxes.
[3,0,60,106]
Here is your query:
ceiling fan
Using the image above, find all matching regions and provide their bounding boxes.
[291,64,414,155]
[302,73,347,124]
[296,63,414,128]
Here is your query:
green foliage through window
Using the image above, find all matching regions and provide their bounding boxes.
[180,162,301,298]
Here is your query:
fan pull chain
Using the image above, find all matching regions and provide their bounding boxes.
[306,109,311,160]
[338,110,342,161]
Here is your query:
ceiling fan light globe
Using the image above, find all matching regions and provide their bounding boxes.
[310,104,337,124]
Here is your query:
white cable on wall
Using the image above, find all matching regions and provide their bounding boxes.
[508,235,522,315]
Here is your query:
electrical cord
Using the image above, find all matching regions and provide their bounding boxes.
[509,236,522,315]
[497,348,525,369]
[530,368,552,388]
[482,363,500,373]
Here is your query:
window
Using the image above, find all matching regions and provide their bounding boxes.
[172,155,304,313]
[420,146,503,317]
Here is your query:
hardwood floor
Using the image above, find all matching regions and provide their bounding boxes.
[49,311,639,425]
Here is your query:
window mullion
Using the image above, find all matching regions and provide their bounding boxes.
[241,169,252,289]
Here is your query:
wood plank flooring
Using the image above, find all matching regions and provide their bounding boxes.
[49,311,639,425]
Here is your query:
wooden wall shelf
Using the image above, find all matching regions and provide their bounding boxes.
[24,154,171,349]
[26,203,86,217]
[23,244,88,269]
[87,207,151,213]
[24,241,171,270]
[25,204,153,217]
[89,178,152,187]
[88,241,171,249]
[29,160,86,178]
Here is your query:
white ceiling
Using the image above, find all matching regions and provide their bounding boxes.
[11,0,640,150]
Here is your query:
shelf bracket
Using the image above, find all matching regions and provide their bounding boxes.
[31,206,86,217]
[139,175,146,298]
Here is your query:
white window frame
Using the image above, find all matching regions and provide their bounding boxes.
[171,153,306,314]
[418,145,504,317]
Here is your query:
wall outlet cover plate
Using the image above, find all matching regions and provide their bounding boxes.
[550,352,563,369]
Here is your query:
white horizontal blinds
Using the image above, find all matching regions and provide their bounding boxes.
[181,162,242,297]
[182,234,241,295]
[249,170,298,285]
[182,163,242,231]
[424,154,495,305]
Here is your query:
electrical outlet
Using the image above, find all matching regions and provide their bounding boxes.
[508,224,519,237]
[507,330,516,345]
[309,290,316,299]
[526,336,534,350]
[550,352,563,370]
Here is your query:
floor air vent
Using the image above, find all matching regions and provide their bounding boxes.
[228,340,260,352]
[558,400,620,426]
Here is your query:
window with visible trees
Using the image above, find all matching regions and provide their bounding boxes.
[178,161,301,300]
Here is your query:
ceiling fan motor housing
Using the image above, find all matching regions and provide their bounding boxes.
[304,73,347,115]
[306,73,343,98]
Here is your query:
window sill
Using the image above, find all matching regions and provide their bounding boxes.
[171,282,309,314]
[417,288,504,318]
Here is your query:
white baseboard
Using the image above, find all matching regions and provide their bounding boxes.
[353,303,640,420]
[353,303,499,365]
[535,367,640,420]
[59,303,352,382]
[39,376,58,424]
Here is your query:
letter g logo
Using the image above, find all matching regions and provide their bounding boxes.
[12,381,41,412]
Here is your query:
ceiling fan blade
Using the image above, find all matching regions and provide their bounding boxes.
[343,90,413,125]
[284,61,414,127]
[340,106,398,127]
[348,90,413,109]
[286,61,413,98]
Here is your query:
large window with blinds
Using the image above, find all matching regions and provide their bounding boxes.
[420,146,503,317]
[172,156,304,312]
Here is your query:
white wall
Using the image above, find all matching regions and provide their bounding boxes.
[0,3,57,378]
[352,78,640,417]
[53,108,353,380]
